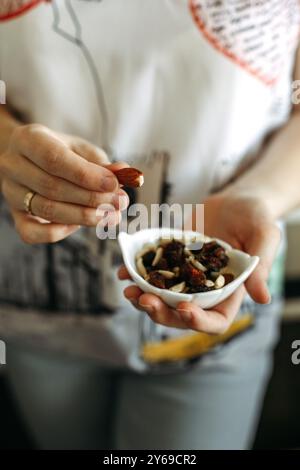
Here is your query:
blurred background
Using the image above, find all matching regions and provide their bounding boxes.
[0,214,299,450]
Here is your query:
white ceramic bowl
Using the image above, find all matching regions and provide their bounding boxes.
[118,228,259,309]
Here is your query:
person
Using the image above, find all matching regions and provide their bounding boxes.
[0,0,299,450]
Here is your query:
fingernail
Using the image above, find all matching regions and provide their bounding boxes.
[139,303,155,314]
[112,193,129,211]
[97,204,116,215]
[177,309,191,322]
[128,298,139,308]
[100,175,117,192]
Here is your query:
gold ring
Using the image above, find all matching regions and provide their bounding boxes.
[23,191,36,215]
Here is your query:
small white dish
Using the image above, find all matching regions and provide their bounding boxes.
[118,228,259,309]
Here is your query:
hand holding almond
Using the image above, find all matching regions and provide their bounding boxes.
[0,123,130,244]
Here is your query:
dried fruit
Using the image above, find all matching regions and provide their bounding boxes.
[136,237,235,293]
[148,271,166,289]
[142,251,156,268]
[155,257,169,270]
[223,273,235,285]
[164,240,184,268]
[115,167,144,188]
[182,262,206,287]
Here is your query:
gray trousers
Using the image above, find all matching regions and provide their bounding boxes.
[5,302,280,450]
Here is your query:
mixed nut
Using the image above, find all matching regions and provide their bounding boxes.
[115,167,144,188]
[135,238,235,293]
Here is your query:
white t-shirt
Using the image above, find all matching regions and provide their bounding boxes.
[0,0,298,371]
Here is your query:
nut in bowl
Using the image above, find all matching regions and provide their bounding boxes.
[118,229,259,309]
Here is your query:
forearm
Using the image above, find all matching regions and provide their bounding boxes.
[225,111,300,220]
[0,105,20,154]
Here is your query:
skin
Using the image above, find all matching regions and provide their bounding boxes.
[118,45,300,334]
[0,113,129,243]
[1,47,300,333]
[118,194,280,334]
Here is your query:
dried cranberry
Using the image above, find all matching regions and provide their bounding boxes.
[163,241,184,268]
[201,241,219,254]
[182,262,206,287]
[164,240,184,251]
[223,273,234,285]
[199,253,228,271]
[214,246,226,257]
[189,285,212,293]
[148,271,166,289]
[165,278,176,289]
[155,257,169,270]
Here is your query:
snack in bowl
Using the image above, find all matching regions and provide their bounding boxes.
[118,229,260,309]
[135,238,235,294]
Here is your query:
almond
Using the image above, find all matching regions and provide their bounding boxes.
[157,270,176,279]
[188,256,207,272]
[169,281,186,293]
[115,167,144,188]
[136,257,147,278]
[152,246,163,267]
[215,274,225,289]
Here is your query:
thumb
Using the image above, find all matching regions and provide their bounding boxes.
[245,224,281,304]
[105,161,130,173]
[71,138,110,165]
[71,140,130,173]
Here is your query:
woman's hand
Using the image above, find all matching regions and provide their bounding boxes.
[118,191,281,334]
[0,124,129,244]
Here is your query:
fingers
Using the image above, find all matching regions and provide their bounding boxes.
[13,124,119,192]
[69,139,130,172]
[177,286,245,334]
[121,268,188,327]
[1,157,129,210]
[121,273,245,332]
[12,209,80,244]
[70,138,110,165]
[245,224,281,304]
[3,179,123,226]
[2,180,128,221]
[245,270,270,305]
[138,293,189,329]
[61,138,131,180]
[30,195,122,226]
[117,265,132,280]
[120,265,244,332]
[105,161,130,173]
[123,285,145,311]
[123,287,189,328]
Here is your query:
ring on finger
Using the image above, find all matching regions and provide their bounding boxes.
[23,190,37,216]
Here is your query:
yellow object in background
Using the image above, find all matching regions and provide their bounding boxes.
[141,314,254,363]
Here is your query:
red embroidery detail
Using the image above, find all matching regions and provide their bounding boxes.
[0,0,50,21]
[189,0,300,86]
